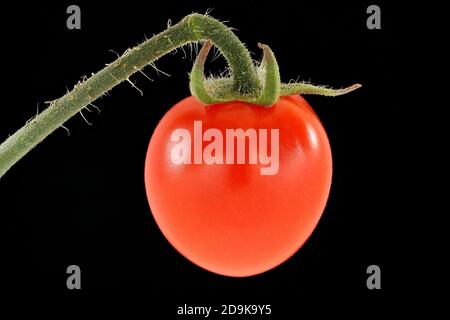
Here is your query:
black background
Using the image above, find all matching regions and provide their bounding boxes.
[1,0,410,315]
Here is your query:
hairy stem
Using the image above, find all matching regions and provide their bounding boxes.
[0,13,259,177]
[280,83,362,96]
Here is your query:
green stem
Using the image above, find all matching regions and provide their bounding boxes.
[0,13,259,178]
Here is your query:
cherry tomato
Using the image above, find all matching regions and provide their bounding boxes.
[144,95,332,277]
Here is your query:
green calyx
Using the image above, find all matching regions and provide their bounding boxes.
[189,41,361,107]
[190,41,281,106]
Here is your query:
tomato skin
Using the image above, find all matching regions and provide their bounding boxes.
[144,95,332,277]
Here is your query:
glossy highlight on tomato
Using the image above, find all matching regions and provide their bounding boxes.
[144,95,332,277]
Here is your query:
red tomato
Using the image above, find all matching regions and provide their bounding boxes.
[144,95,332,277]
